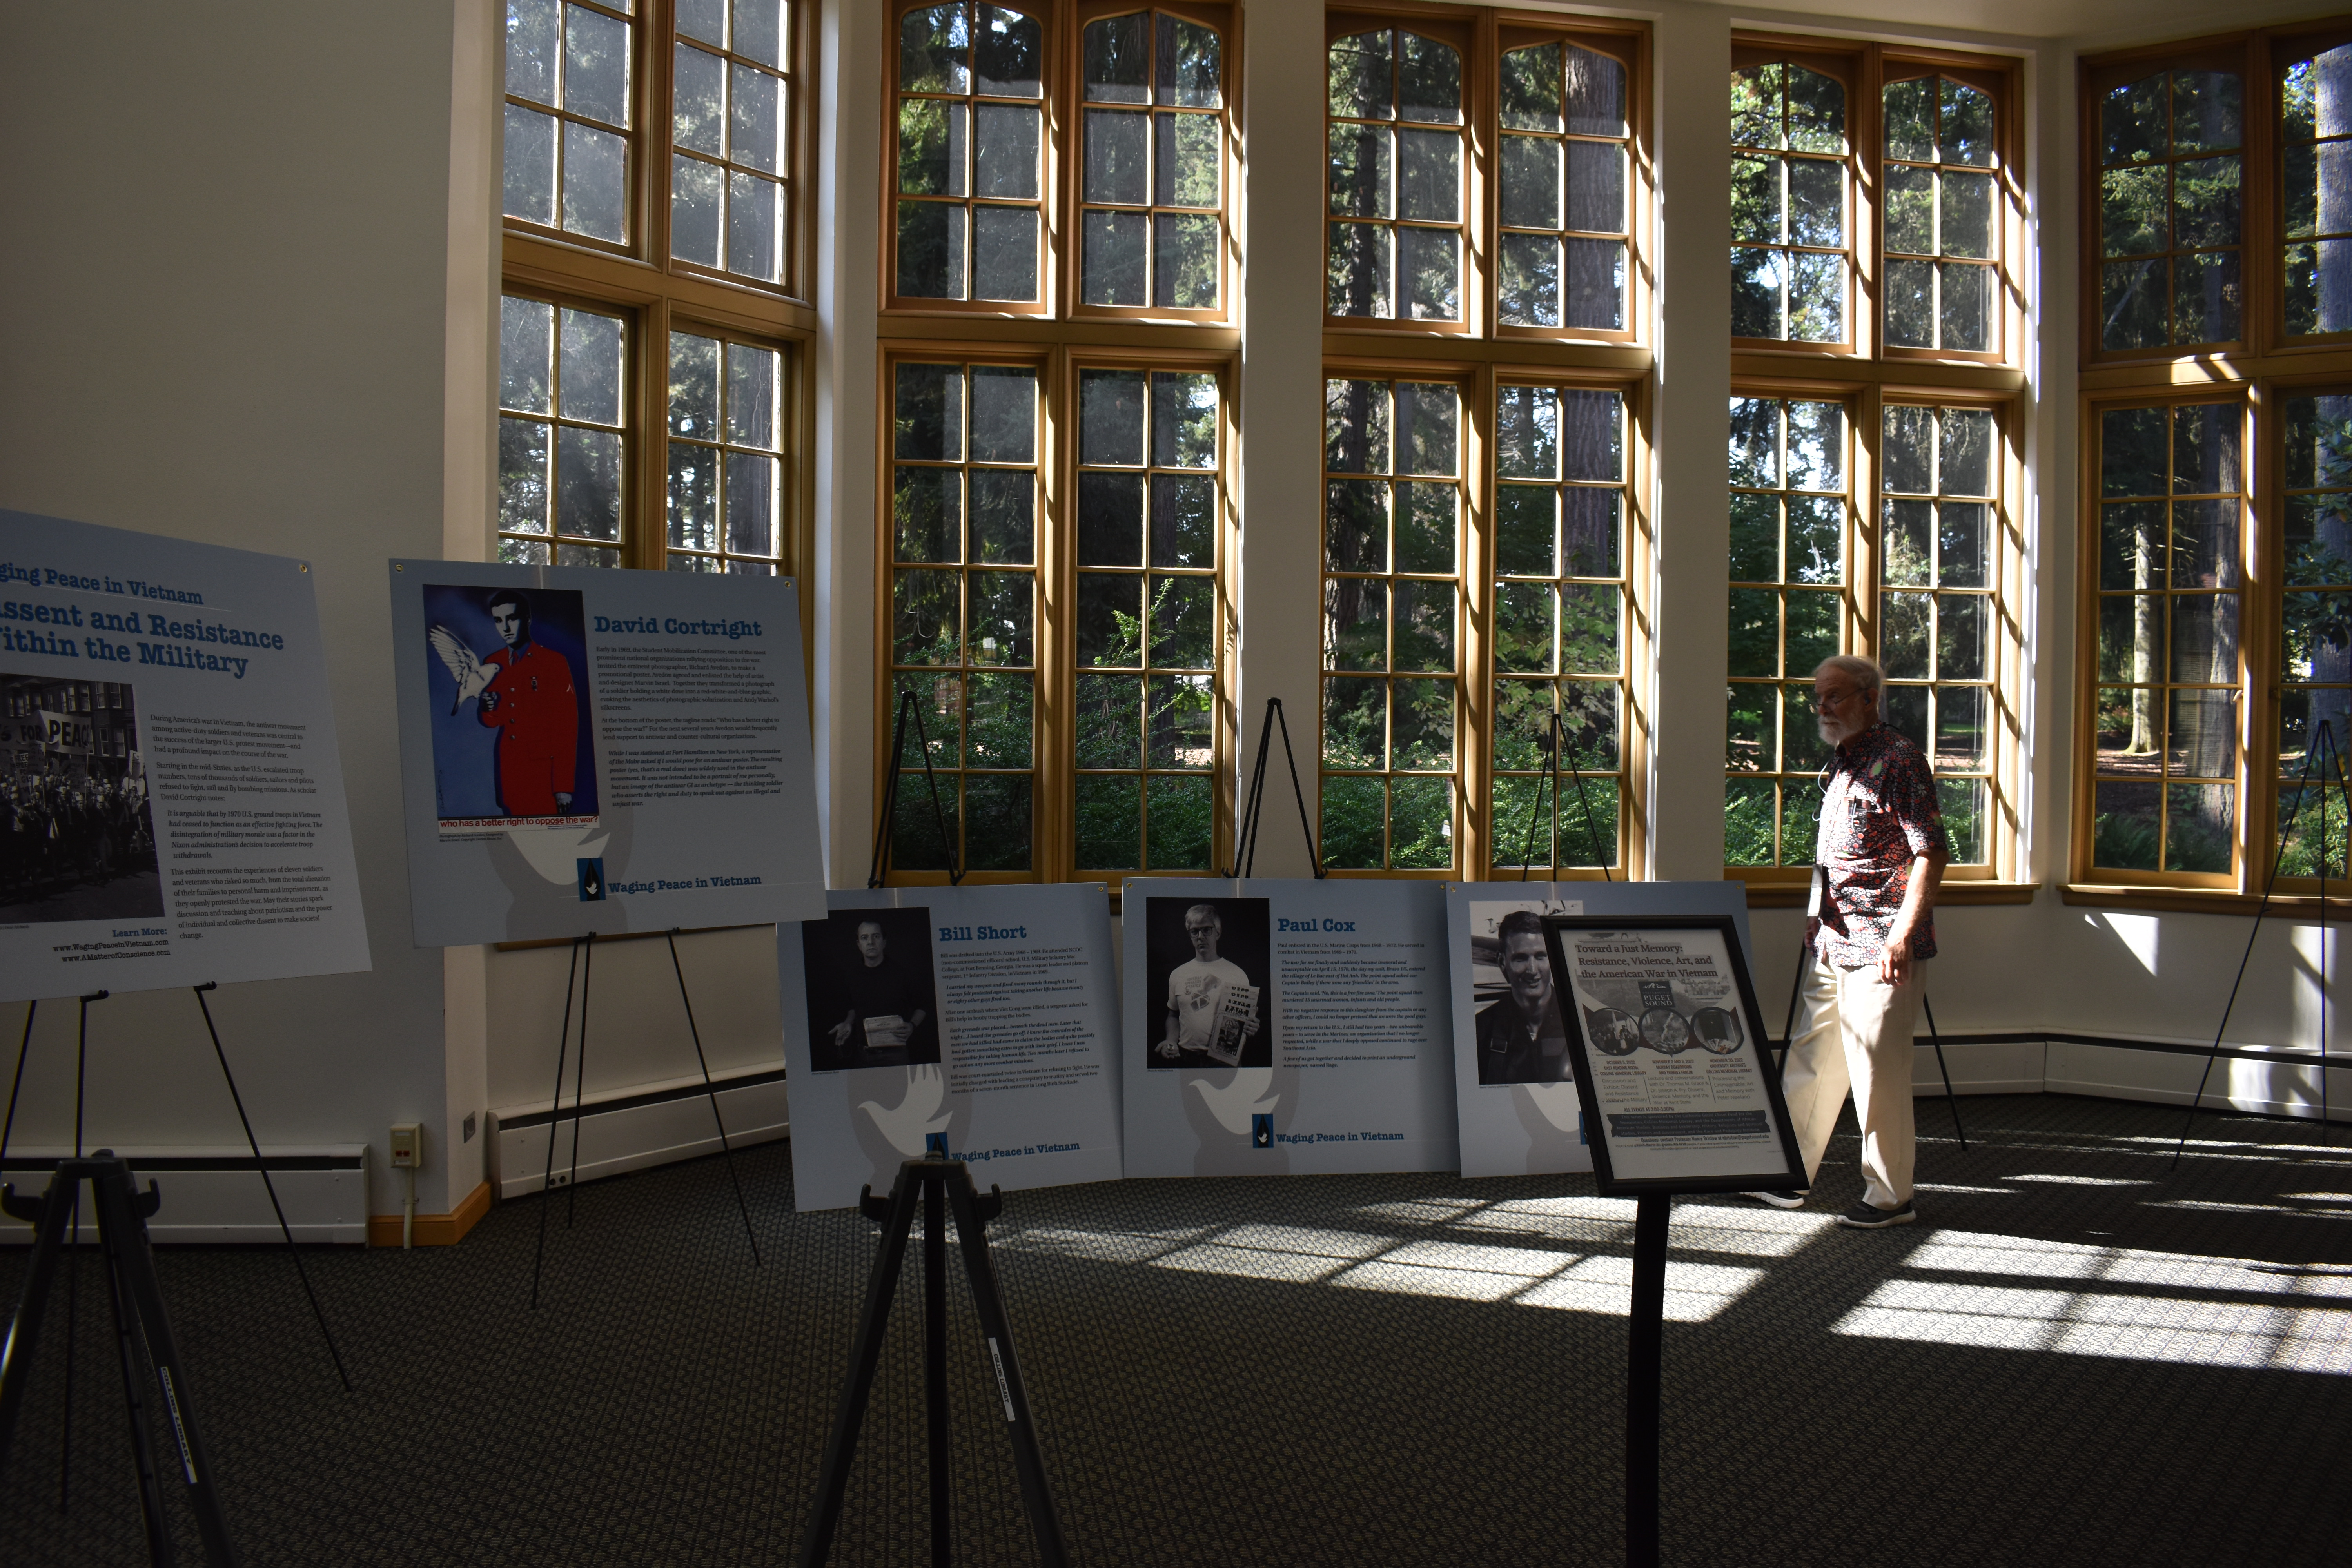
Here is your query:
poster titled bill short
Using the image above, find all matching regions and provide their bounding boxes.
[778,884,1124,1211]
[1140,895,1272,1070]
[799,906,941,1073]
[0,511,371,999]
[389,560,824,946]
[1446,880,1754,1180]
[1122,878,1455,1180]
[421,583,598,829]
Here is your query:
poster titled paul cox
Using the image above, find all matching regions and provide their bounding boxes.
[389,561,824,946]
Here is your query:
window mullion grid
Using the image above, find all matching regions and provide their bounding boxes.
[2278,384,2352,881]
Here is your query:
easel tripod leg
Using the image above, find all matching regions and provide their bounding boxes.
[797,1169,922,1568]
[530,937,583,1311]
[94,1162,242,1566]
[192,984,350,1391]
[925,1174,951,1568]
[0,1167,77,1477]
[945,1171,1069,1568]
[99,1197,176,1565]
[666,931,760,1266]
[1921,993,1966,1152]
[1623,1194,1668,1568]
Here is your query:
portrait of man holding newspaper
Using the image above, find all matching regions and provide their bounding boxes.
[1145,897,1271,1071]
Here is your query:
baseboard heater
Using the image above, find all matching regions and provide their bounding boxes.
[489,1065,789,1201]
[0,1146,369,1245]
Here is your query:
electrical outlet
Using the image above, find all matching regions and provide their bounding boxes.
[463,1111,477,1143]
[388,1123,422,1169]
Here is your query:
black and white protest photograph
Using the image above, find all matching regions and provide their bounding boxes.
[0,673,161,925]
[799,905,942,1073]
[1467,900,1574,1085]
[1142,895,1271,1070]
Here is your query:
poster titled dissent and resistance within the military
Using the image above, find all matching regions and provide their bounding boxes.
[389,561,823,946]
[0,510,369,1000]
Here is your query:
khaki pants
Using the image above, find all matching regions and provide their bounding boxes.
[1781,951,1925,1210]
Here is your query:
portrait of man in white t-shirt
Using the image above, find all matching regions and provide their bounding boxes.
[1156,902,1263,1067]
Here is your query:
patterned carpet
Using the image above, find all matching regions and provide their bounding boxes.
[3,1092,2350,1566]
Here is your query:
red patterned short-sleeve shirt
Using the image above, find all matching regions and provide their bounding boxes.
[1815,721,1949,969]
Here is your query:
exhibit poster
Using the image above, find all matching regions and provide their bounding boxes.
[388,561,824,945]
[1541,913,1804,1194]
[778,883,1124,1211]
[1446,880,1755,1179]
[0,510,369,1000]
[1120,878,1456,1179]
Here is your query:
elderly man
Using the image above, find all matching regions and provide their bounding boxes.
[1749,654,1949,1229]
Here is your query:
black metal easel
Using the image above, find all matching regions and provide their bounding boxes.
[0,984,317,1564]
[0,1152,241,1566]
[2173,717,2347,1167]
[797,1158,1067,1568]
[870,689,964,889]
[1515,710,1613,881]
[527,925,766,1309]
[1624,1192,1669,1568]
[1224,697,1322,879]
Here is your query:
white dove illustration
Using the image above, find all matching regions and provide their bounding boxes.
[1186,1065,1279,1134]
[1521,1081,1581,1131]
[858,1063,953,1156]
[427,622,494,713]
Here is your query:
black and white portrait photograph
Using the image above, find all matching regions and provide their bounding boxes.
[1142,896,1272,1071]
[800,906,942,1073]
[1467,901,1573,1085]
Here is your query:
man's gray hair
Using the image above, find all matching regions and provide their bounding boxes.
[1183,903,1223,928]
[1813,653,1884,713]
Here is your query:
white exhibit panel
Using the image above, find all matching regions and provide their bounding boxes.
[779,884,1124,1212]
[1448,881,1755,1179]
[388,561,825,946]
[0,512,370,1000]
[1120,878,1457,1179]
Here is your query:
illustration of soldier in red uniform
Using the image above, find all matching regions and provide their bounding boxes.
[428,591,581,818]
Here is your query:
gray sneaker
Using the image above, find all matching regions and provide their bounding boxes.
[1837,1199,1917,1229]
[1742,1189,1806,1209]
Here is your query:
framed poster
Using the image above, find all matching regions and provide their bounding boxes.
[1120,878,1456,1180]
[778,883,1124,1211]
[0,510,370,999]
[388,561,824,945]
[1539,914,1804,1196]
[1445,880,1755,1179]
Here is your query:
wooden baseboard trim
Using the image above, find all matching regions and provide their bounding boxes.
[368,1179,492,1247]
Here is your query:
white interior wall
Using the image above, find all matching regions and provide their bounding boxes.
[0,2,477,1212]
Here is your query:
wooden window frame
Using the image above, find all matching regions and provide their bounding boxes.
[499,0,818,646]
[874,342,1239,888]
[1315,359,1479,879]
[2068,20,2352,908]
[1475,361,1651,882]
[1730,39,2025,372]
[1066,1,1241,327]
[2273,20,2352,350]
[1490,14,1650,350]
[1320,7,1651,349]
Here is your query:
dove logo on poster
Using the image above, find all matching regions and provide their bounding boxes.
[1251,1113,1272,1148]
[577,858,605,901]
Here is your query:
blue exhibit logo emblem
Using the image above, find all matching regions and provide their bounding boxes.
[925,1132,949,1158]
[1251,1113,1272,1149]
[577,858,606,901]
